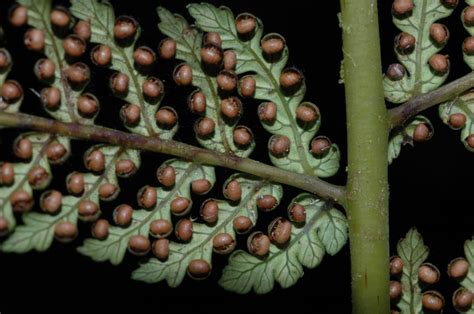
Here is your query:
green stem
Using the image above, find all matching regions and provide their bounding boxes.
[340,1,390,313]
[0,111,346,204]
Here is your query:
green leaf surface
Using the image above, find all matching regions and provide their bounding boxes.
[132,174,282,286]
[158,7,254,157]
[78,159,216,265]
[218,194,347,294]
[439,90,474,152]
[388,116,432,163]
[394,228,429,314]
[188,3,340,178]
[71,0,176,138]
[384,0,455,103]
[19,0,90,124]
[1,145,139,252]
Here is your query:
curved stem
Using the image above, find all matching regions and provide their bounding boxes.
[0,111,346,204]
[388,71,474,128]
[340,0,390,313]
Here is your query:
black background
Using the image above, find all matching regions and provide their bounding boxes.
[0,0,473,313]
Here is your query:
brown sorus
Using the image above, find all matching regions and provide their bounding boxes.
[187,259,211,280]
[92,219,109,240]
[85,149,105,173]
[74,20,91,41]
[448,257,469,279]
[392,0,414,16]
[195,117,215,137]
[396,32,416,54]
[247,231,270,257]
[170,196,191,216]
[173,63,193,86]
[0,49,11,71]
[240,76,256,98]
[464,6,474,26]
[268,217,292,245]
[54,221,78,243]
[213,233,236,254]
[143,77,163,99]
[78,93,99,118]
[429,54,449,74]
[152,238,170,261]
[269,135,290,156]
[98,183,119,200]
[453,288,474,312]
[34,58,55,81]
[24,28,45,52]
[386,63,405,81]
[1,80,23,104]
[66,172,85,196]
[27,166,49,189]
[389,280,402,300]
[235,13,256,35]
[175,218,193,242]
[159,38,176,59]
[66,62,90,85]
[233,216,253,234]
[191,179,212,195]
[223,50,237,70]
[220,97,241,119]
[115,159,136,177]
[258,102,277,122]
[137,185,157,209]
[0,162,14,186]
[110,72,129,94]
[40,190,62,214]
[114,16,137,40]
[390,256,404,276]
[200,44,223,65]
[413,123,433,142]
[464,37,474,55]
[134,46,156,67]
[91,44,112,66]
[311,136,332,155]
[120,104,141,126]
[203,32,222,47]
[10,189,33,213]
[418,263,440,285]
[296,103,319,123]
[224,179,241,202]
[430,23,449,45]
[448,113,467,129]
[0,216,9,236]
[9,5,28,27]
[261,33,285,55]
[288,203,306,223]
[78,200,99,221]
[280,68,303,89]
[128,235,151,256]
[422,291,445,312]
[233,126,253,147]
[200,199,219,224]
[46,142,67,164]
[63,35,86,58]
[188,91,207,114]
[217,70,237,91]
[467,134,474,149]
[157,165,176,187]
[14,137,32,160]
[149,219,173,238]
[155,107,177,128]
[41,87,61,110]
[113,204,134,227]
[257,195,278,212]
[50,6,71,28]
[441,0,458,8]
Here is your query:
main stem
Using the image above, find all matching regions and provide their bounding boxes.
[340,1,390,313]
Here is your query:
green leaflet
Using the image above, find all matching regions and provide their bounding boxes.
[70,0,176,138]
[132,174,283,287]
[19,0,91,124]
[1,145,139,253]
[219,193,347,294]
[454,240,474,313]
[463,0,474,69]
[0,134,69,232]
[78,159,216,265]
[439,92,474,152]
[0,48,22,114]
[394,228,430,314]
[157,7,254,157]
[187,3,340,178]
[388,116,433,164]
[384,0,455,103]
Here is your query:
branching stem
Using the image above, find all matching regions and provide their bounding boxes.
[0,111,346,204]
